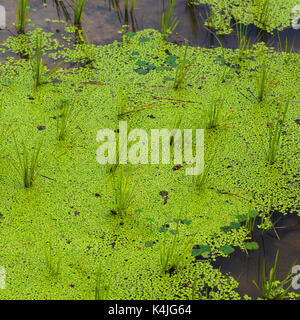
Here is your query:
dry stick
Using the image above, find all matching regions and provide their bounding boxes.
[119,102,156,117]
[81,81,108,86]
[216,189,250,201]
[40,174,56,181]
[153,96,197,104]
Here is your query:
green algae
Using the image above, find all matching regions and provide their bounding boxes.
[0,26,299,300]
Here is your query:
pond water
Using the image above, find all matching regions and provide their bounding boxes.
[0,0,299,300]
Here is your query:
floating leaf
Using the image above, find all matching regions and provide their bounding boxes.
[135,60,148,66]
[219,245,235,255]
[126,32,136,38]
[145,241,154,248]
[236,214,247,223]
[230,221,241,230]
[145,217,154,223]
[192,245,211,257]
[245,241,259,250]
[181,219,192,225]
[135,68,148,75]
[139,37,150,43]
[216,56,225,65]
[220,225,232,233]
[165,55,178,67]
[249,209,259,218]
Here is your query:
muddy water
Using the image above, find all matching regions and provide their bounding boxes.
[0,0,299,299]
[0,0,299,50]
[211,212,300,299]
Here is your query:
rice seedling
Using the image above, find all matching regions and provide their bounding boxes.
[159,220,194,274]
[15,0,30,34]
[11,135,44,188]
[44,243,62,279]
[111,167,137,216]
[264,99,290,165]
[30,31,62,90]
[94,264,111,300]
[74,0,86,27]
[194,155,213,192]
[235,23,252,62]
[77,30,96,66]
[204,93,226,129]
[160,0,180,41]
[173,44,194,89]
[277,33,297,65]
[56,97,78,141]
[253,250,297,300]
[255,60,278,103]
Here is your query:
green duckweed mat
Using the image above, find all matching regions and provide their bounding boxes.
[0,27,299,299]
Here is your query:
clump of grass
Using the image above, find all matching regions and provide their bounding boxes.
[159,220,193,274]
[255,60,278,103]
[205,93,226,129]
[11,135,44,188]
[30,31,62,90]
[264,100,290,165]
[111,168,137,216]
[173,44,194,89]
[15,0,30,34]
[77,31,96,66]
[160,0,180,41]
[74,0,86,27]
[253,250,297,300]
[277,34,297,65]
[44,243,62,279]
[94,265,111,300]
[194,155,214,193]
[56,97,77,141]
[236,23,252,62]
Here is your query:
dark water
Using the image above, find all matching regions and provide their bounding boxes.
[0,0,299,299]
[0,0,299,50]
[210,212,300,299]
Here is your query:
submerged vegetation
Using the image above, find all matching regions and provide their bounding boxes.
[0,0,299,301]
